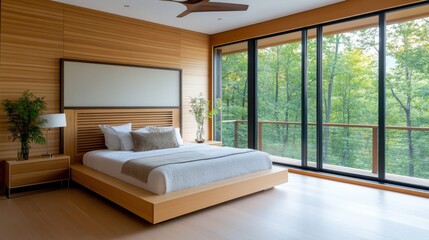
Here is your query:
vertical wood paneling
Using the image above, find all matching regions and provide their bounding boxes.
[0,0,64,190]
[0,0,210,188]
[63,5,182,68]
[180,31,210,141]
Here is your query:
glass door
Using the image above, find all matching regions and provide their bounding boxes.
[213,42,249,148]
[257,32,302,165]
[322,17,379,177]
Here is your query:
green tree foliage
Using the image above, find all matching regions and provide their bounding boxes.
[386,18,429,178]
[220,51,249,147]
[257,42,302,160]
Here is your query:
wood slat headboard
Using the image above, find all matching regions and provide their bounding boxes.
[63,108,180,163]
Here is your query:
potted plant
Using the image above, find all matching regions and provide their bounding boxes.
[189,93,220,143]
[2,90,47,160]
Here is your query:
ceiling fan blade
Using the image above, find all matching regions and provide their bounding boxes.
[196,2,248,12]
[160,0,204,4]
[177,10,192,18]
[161,0,249,18]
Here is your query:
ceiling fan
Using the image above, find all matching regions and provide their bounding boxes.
[161,0,249,18]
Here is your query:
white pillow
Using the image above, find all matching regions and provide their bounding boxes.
[115,128,148,151]
[174,128,184,145]
[99,123,132,150]
[144,126,184,145]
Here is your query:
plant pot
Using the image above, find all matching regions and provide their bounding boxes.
[18,141,30,160]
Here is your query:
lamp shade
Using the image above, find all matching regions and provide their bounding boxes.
[41,113,67,128]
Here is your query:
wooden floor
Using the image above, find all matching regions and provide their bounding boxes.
[1,173,428,240]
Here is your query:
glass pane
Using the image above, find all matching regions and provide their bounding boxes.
[322,16,379,177]
[307,28,317,168]
[213,42,248,148]
[386,5,429,187]
[257,32,302,166]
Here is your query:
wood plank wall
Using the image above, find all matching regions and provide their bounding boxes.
[0,0,210,188]
[211,0,425,46]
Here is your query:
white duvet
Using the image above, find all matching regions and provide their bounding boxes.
[83,143,272,194]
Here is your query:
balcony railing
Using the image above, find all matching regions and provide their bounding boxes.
[222,120,429,175]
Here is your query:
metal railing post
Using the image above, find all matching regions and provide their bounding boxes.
[258,122,262,150]
[372,127,378,174]
[234,121,238,148]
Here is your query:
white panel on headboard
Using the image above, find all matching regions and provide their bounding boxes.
[63,60,181,107]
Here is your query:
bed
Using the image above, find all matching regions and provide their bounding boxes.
[83,143,273,195]
[61,59,287,224]
[64,108,288,224]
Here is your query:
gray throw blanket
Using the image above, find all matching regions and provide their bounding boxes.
[121,147,254,183]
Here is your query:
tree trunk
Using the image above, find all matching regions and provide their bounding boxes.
[389,67,414,177]
[275,46,280,105]
[405,68,414,177]
[341,95,351,167]
[323,34,341,163]
[242,78,248,109]
[275,47,281,141]
[283,58,292,147]
[405,108,414,176]
[241,78,248,121]
[285,76,291,145]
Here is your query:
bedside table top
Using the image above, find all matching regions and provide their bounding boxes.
[5,155,70,165]
[187,140,222,146]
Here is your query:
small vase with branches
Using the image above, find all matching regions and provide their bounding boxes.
[189,93,221,143]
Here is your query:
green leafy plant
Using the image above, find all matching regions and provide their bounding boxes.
[2,90,47,160]
[189,93,221,143]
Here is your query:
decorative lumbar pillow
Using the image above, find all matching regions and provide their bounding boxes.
[131,129,179,152]
[144,126,184,145]
[115,128,149,151]
[99,123,132,150]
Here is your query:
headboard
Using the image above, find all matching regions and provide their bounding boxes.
[61,59,182,163]
[63,108,180,163]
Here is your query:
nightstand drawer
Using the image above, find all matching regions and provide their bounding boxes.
[10,169,69,188]
[10,159,69,175]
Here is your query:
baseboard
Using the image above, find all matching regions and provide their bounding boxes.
[289,168,429,198]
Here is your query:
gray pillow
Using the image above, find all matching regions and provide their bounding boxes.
[130,129,179,152]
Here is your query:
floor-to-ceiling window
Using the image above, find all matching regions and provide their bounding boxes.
[213,42,248,148]
[385,6,429,185]
[322,17,379,177]
[213,2,429,190]
[307,28,318,168]
[257,32,302,166]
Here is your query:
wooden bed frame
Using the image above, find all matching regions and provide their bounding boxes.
[64,108,288,224]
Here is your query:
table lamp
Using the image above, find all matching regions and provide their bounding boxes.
[41,113,67,158]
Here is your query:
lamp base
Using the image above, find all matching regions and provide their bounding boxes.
[41,153,54,158]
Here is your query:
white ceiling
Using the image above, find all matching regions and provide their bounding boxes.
[53,0,344,35]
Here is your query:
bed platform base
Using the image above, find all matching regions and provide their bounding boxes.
[71,163,288,224]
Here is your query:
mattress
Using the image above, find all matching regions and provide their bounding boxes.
[82,143,272,194]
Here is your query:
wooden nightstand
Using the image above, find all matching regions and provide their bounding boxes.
[5,155,70,198]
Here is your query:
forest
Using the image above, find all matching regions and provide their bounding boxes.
[216,13,429,182]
